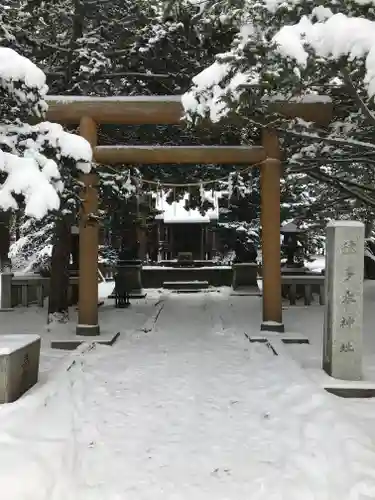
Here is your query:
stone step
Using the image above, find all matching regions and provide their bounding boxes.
[163,281,209,291]
[230,286,261,296]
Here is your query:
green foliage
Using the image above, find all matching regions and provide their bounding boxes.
[182,0,375,232]
[6,0,263,262]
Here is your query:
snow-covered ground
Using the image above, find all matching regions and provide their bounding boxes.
[305,255,325,273]
[283,280,375,450]
[2,286,375,498]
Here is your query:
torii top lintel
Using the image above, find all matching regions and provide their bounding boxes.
[45,95,333,127]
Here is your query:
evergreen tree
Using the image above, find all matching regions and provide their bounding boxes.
[182,0,375,233]
[0,5,92,271]
[8,0,258,265]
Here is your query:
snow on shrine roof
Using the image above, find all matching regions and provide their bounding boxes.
[155,191,220,224]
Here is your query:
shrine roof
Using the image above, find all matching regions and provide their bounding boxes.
[155,191,220,224]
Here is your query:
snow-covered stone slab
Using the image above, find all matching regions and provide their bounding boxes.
[230,286,261,296]
[163,281,210,293]
[323,221,364,381]
[245,335,268,343]
[163,281,209,290]
[0,334,40,403]
[264,331,310,344]
[129,291,147,299]
[246,334,309,344]
[260,320,284,333]
[325,383,375,398]
[281,335,310,344]
[243,334,279,355]
[51,331,120,351]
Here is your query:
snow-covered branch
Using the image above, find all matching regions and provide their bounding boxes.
[0,46,92,218]
[308,170,375,207]
[273,13,375,100]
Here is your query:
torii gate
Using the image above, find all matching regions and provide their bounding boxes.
[45,95,332,336]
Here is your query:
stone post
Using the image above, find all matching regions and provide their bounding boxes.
[0,272,13,310]
[323,221,364,380]
[232,263,258,289]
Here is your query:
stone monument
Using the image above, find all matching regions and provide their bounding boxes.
[323,221,364,380]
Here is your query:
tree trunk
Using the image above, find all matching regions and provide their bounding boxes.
[136,223,147,261]
[70,232,79,305]
[365,217,373,239]
[15,212,21,241]
[0,211,11,271]
[48,217,72,322]
[66,0,84,85]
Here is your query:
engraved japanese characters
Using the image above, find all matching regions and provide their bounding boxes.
[323,221,364,380]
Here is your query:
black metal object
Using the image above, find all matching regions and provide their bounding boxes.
[114,273,130,308]
[114,254,142,308]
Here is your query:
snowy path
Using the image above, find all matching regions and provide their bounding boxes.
[2,292,375,498]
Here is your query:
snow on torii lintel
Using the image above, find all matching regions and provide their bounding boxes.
[47,93,331,105]
[47,95,182,104]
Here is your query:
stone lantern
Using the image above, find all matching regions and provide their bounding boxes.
[280,222,306,269]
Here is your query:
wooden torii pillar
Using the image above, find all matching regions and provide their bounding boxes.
[260,128,283,332]
[76,116,100,336]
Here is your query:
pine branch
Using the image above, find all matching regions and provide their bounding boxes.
[45,71,174,80]
[322,172,375,194]
[290,157,375,166]
[341,68,375,126]
[16,32,71,53]
[279,128,375,152]
[292,195,352,219]
[308,170,375,207]
[288,158,375,174]
[290,164,375,195]
[288,164,320,173]
[99,71,175,80]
